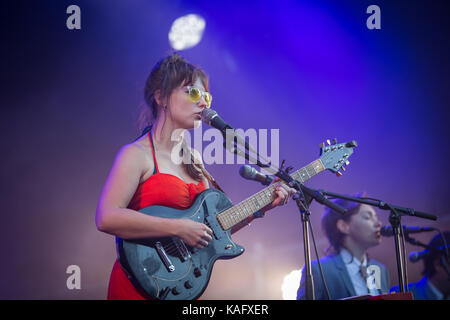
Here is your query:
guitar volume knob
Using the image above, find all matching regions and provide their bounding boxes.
[171,287,181,295]
[184,280,193,289]
[194,267,202,277]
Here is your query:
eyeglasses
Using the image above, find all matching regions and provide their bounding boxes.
[185,86,212,108]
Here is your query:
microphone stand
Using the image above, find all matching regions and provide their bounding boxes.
[212,124,439,295]
[288,182,347,300]
[403,235,450,280]
[403,235,432,249]
[220,132,347,300]
[312,190,438,293]
[388,206,409,293]
[407,238,450,281]
[292,188,315,300]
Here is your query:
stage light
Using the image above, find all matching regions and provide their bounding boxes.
[281,269,302,300]
[168,14,205,50]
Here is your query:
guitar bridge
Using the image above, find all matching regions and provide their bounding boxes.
[172,237,191,261]
[155,241,175,272]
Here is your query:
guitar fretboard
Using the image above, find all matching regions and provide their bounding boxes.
[217,159,325,230]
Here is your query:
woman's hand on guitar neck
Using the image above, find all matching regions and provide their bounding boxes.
[261,177,297,214]
[175,219,213,249]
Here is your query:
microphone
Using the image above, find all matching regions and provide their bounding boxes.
[239,165,274,186]
[201,108,259,156]
[201,109,232,132]
[409,245,449,263]
[380,225,436,237]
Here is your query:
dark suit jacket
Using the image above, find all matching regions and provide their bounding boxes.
[296,253,390,300]
[390,276,441,300]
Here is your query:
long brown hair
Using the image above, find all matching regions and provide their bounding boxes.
[138,52,223,192]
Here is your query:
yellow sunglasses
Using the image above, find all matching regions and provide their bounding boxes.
[185,86,212,108]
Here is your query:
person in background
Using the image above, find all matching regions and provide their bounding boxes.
[297,194,390,300]
[390,231,450,299]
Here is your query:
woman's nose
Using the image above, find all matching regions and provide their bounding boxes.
[197,96,208,109]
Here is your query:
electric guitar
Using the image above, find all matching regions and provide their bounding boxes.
[117,139,358,300]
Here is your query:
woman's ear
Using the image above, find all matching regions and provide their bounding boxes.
[154,89,164,107]
[336,219,350,235]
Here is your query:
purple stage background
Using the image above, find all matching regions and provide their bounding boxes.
[1,0,449,299]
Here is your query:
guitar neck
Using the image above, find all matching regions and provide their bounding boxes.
[217,159,326,230]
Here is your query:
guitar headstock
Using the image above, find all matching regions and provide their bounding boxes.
[319,139,357,177]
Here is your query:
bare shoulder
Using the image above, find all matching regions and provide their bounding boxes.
[117,141,146,164]
[96,141,151,211]
[110,141,153,177]
[115,139,154,182]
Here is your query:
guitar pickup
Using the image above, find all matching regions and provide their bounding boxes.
[155,241,175,272]
[172,237,191,262]
[205,216,220,240]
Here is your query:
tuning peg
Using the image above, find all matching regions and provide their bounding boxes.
[346,140,358,148]
[319,142,325,148]
[345,160,350,166]
[336,171,343,177]
[326,139,331,146]
[341,166,346,171]
[332,138,337,144]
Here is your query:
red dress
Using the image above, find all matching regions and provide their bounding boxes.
[107,131,206,300]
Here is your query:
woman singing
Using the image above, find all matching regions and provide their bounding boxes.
[95,53,295,299]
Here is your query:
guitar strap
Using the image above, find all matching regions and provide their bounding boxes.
[136,124,226,195]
